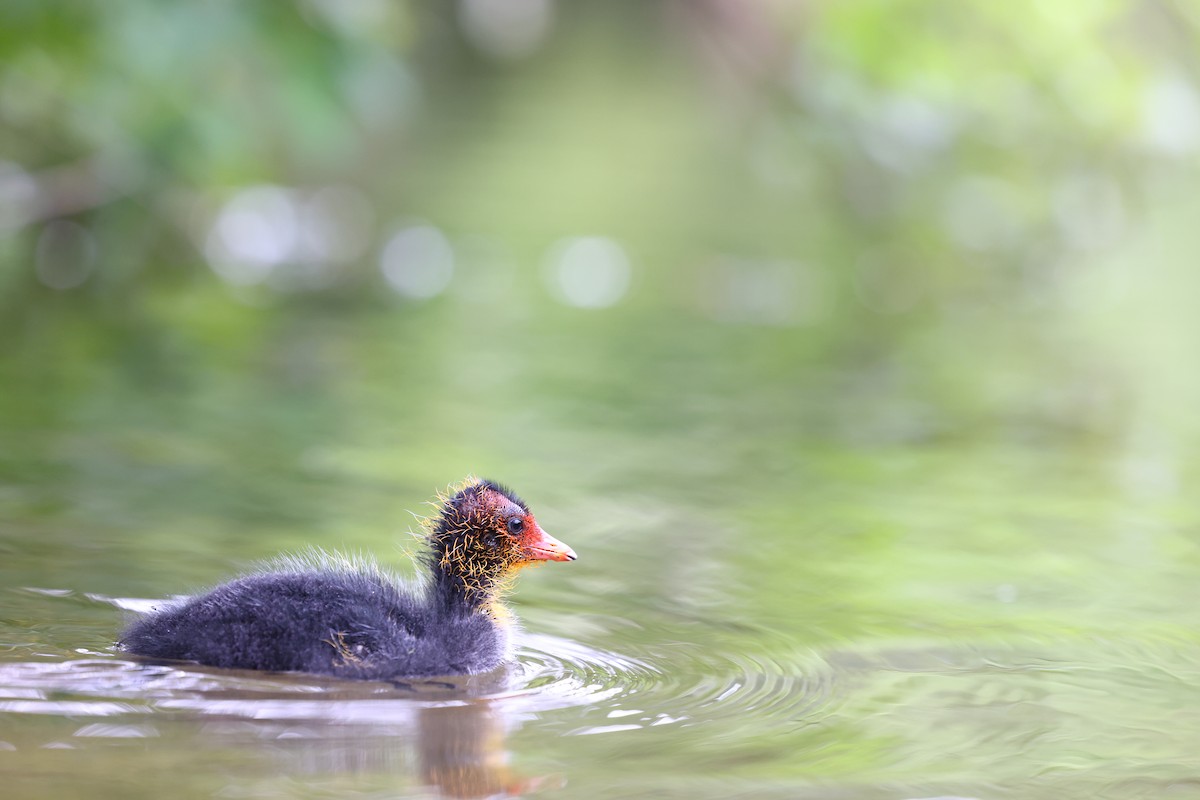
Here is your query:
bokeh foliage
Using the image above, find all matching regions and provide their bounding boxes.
[5,1,1200,455]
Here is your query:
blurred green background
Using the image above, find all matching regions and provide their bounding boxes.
[5,0,1199,556]
[5,0,1200,458]
[5,2,1200,798]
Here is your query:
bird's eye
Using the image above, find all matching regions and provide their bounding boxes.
[507,517,525,534]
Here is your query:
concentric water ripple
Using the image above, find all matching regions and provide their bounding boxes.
[509,631,663,709]
[552,633,845,736]
[667,646,840,724]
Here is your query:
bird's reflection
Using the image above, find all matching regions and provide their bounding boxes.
[416,702,557,798]
[186,669,559,798]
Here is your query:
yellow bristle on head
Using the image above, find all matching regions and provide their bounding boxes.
[415,475,482,541]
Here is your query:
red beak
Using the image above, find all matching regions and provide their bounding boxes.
[524,523,577,562]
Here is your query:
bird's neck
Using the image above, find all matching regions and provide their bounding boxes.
[430,557,507,615]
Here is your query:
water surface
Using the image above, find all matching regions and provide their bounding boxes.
[3,316,1198,799]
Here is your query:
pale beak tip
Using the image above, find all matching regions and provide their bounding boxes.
[527,528,577,563]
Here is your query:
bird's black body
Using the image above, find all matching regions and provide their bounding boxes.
[119,480,575,679]
[120,560,506,678]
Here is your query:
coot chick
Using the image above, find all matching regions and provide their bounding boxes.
[120,479,575,679]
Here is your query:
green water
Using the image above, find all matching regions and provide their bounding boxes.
[3,300,1200,799]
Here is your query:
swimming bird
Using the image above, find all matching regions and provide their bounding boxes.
[119,479,575,679]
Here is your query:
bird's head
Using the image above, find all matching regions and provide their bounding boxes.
[425,478,575,610]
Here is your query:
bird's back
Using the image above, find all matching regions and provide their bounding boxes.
[121,564,508,679]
